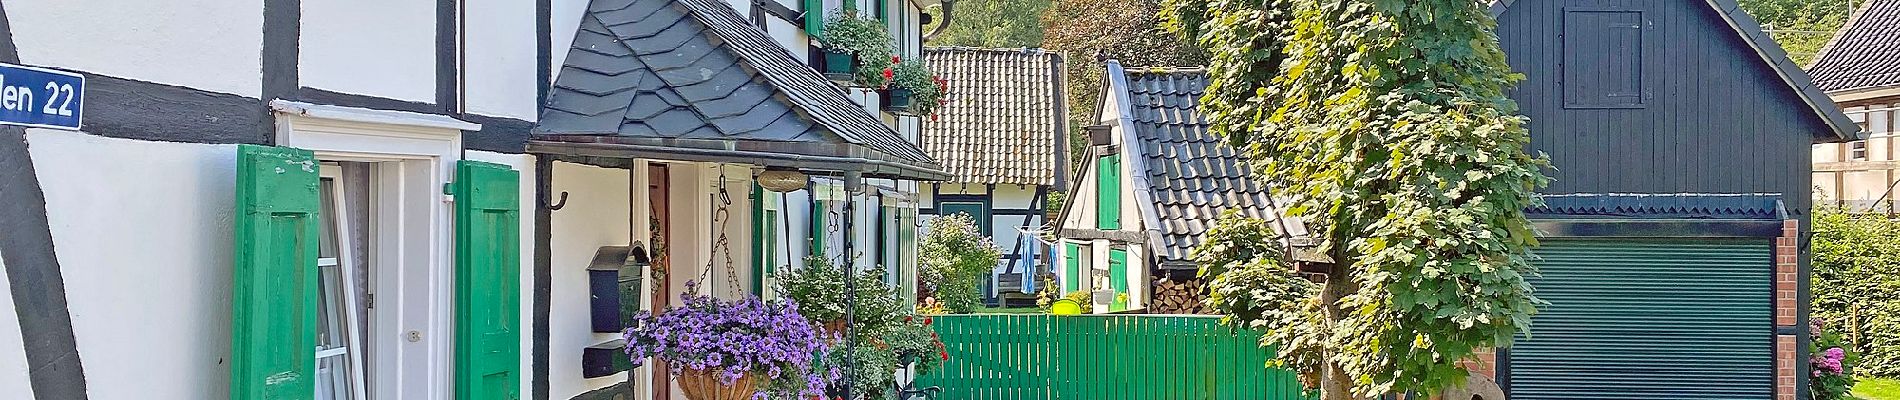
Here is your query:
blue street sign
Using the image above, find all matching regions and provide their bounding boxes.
[0,63,83,130]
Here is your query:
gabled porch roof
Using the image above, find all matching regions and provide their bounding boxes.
[531,0,948,180]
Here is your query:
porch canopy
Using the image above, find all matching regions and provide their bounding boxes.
[529,0,948,181]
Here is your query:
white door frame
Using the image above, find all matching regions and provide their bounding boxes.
[274,100,476,400]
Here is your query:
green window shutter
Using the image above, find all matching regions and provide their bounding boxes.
[1096,155,1121,230]
[803,0,824,34]
[1108,249,1128,311]
[232,144,320,400]
[811,200,826,259]
[875,0,886,20]
[750,183,765,295]
[452,160,522,400]
[1064,243,1081,292]
[898,208,918,306]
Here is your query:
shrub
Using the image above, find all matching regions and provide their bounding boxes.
[1812,207,1900,377]
[1813,318,1861,399]
[919,214,1001,313]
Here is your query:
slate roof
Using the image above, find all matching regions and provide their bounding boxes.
[919,47,1065,186]
[1490,0,1861,142]
[1527,194,1786,220]
[1112,64,1304,262]
[1809,0,1900,93]
[533,0,944,179]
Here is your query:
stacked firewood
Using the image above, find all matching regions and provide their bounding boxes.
[1149,277,1213,315]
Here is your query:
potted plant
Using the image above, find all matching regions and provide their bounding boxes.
[883,315,948,375]
[881,58,946,116]
[775,257,904,335]
[816,11,895,87]
[623,282,829,400]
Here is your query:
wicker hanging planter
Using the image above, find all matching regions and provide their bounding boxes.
[678,368,758,400]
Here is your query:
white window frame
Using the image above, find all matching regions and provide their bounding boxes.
[273,100,475,400]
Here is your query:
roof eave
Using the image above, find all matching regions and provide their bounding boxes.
[527,134,951,181]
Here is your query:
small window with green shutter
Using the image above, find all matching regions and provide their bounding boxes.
[1108,248,1128,311]
[1096,154,1122,230]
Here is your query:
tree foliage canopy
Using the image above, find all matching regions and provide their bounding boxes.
[1165,0,1551,396]
[1041,0,1204,164]
[1812,207,1900,378]
[924,0,1052,48]
[1739,0,1865,66]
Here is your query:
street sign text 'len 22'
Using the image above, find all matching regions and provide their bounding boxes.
[0,62,83,130]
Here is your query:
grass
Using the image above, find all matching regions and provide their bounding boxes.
[1858,377,1900,400]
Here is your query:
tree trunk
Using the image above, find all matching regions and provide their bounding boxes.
[1319,261,1367,400]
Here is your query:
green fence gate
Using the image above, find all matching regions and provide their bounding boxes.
[918,314,1311,400]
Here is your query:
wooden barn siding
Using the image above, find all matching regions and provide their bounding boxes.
[1498,0,1830,218]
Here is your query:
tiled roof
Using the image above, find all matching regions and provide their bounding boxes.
[534,0,940,175]
[1114,64,1304,261]
[919,47,1064,186]
[1527,193,1786,220]
[1809,0,1900,93]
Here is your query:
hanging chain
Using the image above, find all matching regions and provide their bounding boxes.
[705,169,743,296]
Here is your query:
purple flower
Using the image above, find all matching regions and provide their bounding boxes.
[622,292,827,398]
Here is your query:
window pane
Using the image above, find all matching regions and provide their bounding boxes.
[317,265,349,351]
[316,353,356,400]
[318,179,338,259]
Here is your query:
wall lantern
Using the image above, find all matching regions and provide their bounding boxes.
[757,169,809,192]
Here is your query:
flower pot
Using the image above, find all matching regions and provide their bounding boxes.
[678,368,757,400]
[881,88,913,114]
[822,49,858,82]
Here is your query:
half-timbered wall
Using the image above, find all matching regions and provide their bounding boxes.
[1814,99,1900,213]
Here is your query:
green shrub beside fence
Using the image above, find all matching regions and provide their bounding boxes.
[918,314,1311,400]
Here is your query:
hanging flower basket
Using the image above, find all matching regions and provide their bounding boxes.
[881,87,914,113]
[623,284,829,400]
[678,368,758,400]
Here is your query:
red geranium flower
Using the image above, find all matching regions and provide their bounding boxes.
[940,349,949,361]
[892,56,902,63]
[882,68,893,80]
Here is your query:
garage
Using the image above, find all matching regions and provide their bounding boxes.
[1503,195,1793,400]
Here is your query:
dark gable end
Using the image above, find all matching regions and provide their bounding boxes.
[1493,0,1855,219]
[1493,0,1858,142]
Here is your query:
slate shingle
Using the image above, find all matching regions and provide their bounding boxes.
[537,0,937,168]
[1117,67,1301,261]
[919,47,1065,186]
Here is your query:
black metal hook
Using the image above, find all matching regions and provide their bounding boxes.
[543,191,570,210]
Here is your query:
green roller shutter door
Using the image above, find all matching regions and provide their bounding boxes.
[453,160,522,400]
[1509,238,1773,400]
[232,145,320,400]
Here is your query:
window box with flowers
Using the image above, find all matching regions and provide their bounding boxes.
[816,11,895,88]
[879,58,946,117]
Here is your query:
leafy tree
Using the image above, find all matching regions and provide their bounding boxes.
[1739,0,1865,66]
[1041,0,1205,165]
[924,0,1052,48]
[1164,1,1551,398]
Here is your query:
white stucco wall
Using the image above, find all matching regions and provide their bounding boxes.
[6,0,264,96]
[549,0,590,82]
[548,161,632,399]
[465,0,540,120]
[28,129,238,400]
[300,0,437,102]
[0,249,33,400]
[467,150,537,400]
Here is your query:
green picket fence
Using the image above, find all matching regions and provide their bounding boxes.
[917,314,1312,400]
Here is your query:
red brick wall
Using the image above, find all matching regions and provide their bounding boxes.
[1462,349,1496,378]
[1777,219,1800,400]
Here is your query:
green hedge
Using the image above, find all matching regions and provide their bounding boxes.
[1813,208,1900,377]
